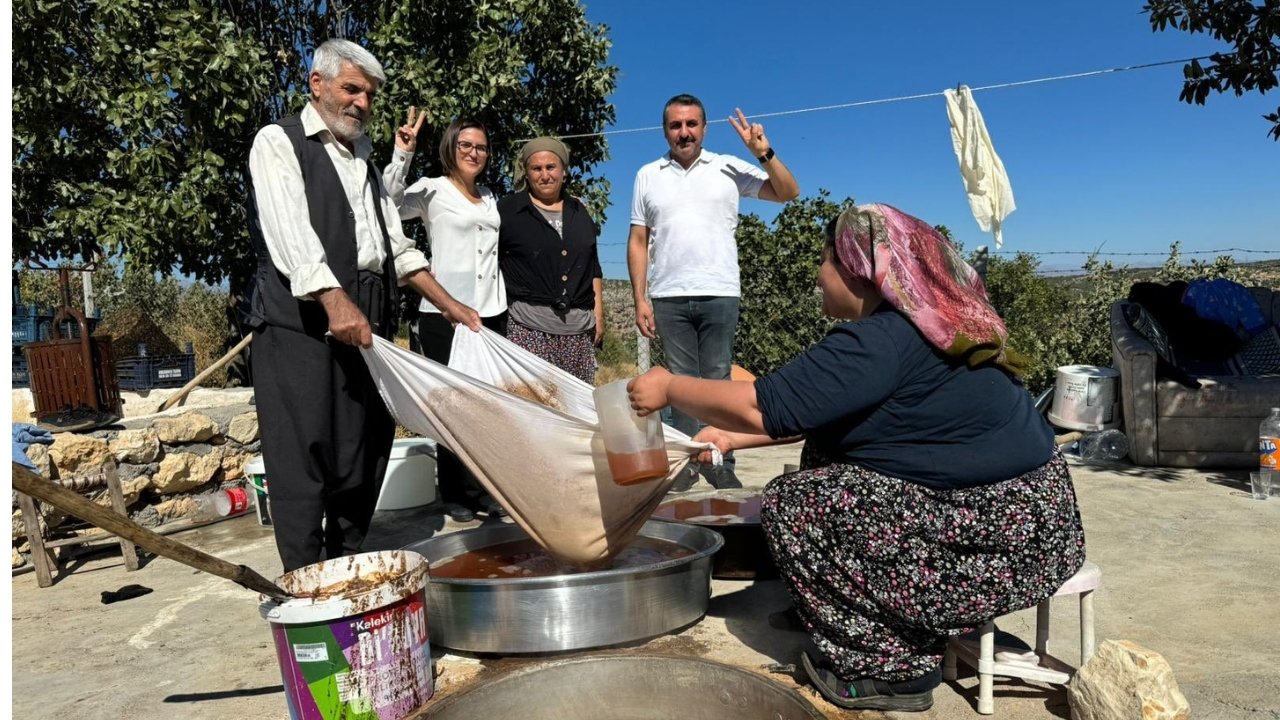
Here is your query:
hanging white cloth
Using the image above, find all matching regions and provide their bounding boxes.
[944,85,1015,248]
[360,329,711,565]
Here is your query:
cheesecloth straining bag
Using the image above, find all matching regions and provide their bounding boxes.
[360,327,712,565]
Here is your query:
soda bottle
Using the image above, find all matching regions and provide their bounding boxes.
[191,487,254,521]
[1261,408,1280,473]
[1077,429,1129,461]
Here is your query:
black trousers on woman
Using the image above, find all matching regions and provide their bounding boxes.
[416,311,508,511]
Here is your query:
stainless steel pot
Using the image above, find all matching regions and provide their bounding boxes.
[403,520,722,654]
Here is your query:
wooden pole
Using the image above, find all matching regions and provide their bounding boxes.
[157,333,253,412]
[11,463,291,601]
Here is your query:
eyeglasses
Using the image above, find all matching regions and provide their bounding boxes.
[456,140,490,155]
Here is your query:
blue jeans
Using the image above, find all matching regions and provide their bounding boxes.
[652,296,739,472]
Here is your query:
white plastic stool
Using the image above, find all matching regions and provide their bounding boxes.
[943,560,1101,715]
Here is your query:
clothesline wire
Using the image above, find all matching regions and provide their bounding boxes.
[595,242,1279,256]
[543,56,1214,142]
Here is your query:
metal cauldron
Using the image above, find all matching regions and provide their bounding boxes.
[423,655,824,719]
[404,519,722,654]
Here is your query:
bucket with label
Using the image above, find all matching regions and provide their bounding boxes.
[1048,365,1121,432]
[259,550,433,720]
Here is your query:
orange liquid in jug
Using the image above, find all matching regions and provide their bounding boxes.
[606,449,669,485]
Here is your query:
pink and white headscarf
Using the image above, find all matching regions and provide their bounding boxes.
[833,203,1028,376]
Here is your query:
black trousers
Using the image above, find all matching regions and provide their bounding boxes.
[253,277,395,573]
[416,311,507,509]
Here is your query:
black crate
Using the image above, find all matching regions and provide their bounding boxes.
[116,352,196,391]
[13,350,30,388]
[12,313,100,346]
[12,316,42,346]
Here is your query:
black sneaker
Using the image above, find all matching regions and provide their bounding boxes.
[706,465,743,489]
[442,503,475,523]
[668,466,699,493]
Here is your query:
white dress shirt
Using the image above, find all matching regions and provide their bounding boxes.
[248,103,429,300]
[629,149,767,298]
[384,149,506,316]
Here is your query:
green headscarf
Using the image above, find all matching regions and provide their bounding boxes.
[514,137,570,191]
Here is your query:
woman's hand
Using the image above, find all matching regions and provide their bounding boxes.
[628,367,673,417]
[395,106,427,153]
[692,426,734,464]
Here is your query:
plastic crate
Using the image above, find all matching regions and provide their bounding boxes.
[13,350,30,388]
[116,352,196,391]
[12,316,42,346]
[12,313,100,346]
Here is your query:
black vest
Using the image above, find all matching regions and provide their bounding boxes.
[245,115,396,338]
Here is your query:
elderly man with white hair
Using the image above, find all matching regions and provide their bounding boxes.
[245,39,480,572]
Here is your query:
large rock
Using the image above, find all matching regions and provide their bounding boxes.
[111,429,161,464]
[221,451,250,481]
[48,434,114,476]
[1068,640,1190,720]
[25,444,53,478]
[152,452,223,494]
[12,547,25,569]
[91,476,151,508]
[226,413,259,444]
[153,413,219,444]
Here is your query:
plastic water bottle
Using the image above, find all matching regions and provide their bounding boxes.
[1261,408,1280,473]
[191,487,253,521]
[1077,429,1129,461]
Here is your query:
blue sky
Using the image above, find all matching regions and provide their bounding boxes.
[578,1,1278,278]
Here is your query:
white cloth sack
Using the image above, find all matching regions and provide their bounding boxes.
[360,329,710,565]
[944,85,1016,248]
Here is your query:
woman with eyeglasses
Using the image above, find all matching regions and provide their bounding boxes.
[497,137,604,385]
[384,110,508,522]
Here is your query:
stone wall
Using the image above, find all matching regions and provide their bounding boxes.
[12,402,260,570]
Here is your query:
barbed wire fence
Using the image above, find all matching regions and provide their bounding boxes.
[599,245,1280,384]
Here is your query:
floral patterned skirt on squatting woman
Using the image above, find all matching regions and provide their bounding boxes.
[761,444,1086,711]
[505,319,598,385]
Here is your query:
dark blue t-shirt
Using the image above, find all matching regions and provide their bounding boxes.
[755,307,1053,489]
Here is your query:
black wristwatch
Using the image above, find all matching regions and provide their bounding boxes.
[757,147,775,164]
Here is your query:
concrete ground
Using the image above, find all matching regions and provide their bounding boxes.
[10,445,1280,719]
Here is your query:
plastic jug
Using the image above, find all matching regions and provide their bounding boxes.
[593,379,669,485]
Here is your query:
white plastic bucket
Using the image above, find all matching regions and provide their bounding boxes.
[378,439,437,511]
[259,550,432,720]
[1048,365,1120,432]
[244,455,270,526]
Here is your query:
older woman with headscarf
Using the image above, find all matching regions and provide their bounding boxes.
[629,204,1086,711]
[497,137,604,384]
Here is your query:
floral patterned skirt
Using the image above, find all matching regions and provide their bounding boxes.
[761,446,1086,682]
[506,319,598,385]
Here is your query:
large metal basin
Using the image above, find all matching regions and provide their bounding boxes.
[422,655,824,719]
[403,520,722,654]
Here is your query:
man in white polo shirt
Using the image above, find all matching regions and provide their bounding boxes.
[627,93,799,490]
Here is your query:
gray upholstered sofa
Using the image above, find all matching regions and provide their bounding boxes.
[1110,286,1280,468]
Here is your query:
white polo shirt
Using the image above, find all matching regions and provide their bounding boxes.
[629,149,768,298]
[384,151,506,317]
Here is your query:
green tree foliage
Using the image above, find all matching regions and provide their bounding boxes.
[977,252,1071,393]
[734,190,853,376]
[1144,0,1280,140]
[13,0,617,289]
[357,0,617,220]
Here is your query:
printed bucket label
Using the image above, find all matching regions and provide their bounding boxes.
[270,590,432,720]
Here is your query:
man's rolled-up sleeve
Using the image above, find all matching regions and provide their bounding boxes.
[249,125,341,299]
